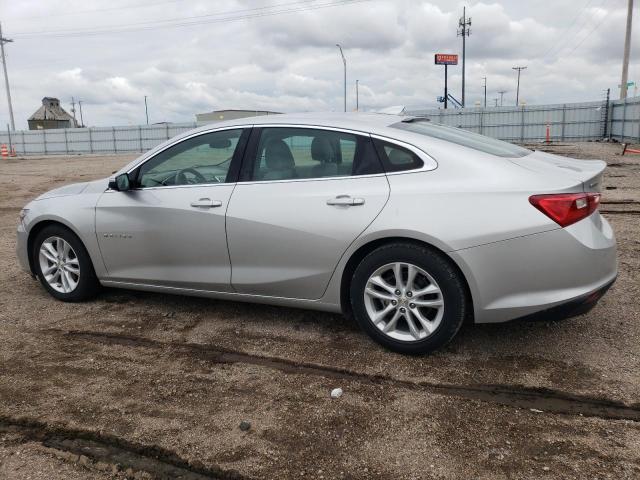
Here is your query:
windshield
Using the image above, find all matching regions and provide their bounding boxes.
[391,120,532,158]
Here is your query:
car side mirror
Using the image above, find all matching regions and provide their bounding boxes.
[108,173,131,191]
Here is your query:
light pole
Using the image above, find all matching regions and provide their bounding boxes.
[336,44,346,112]
[355,79,359,111]
[512,66,527,106]
[482,76,487,108]
[144,95,149,124]
[0,22,15,131]
[498,90,506,107]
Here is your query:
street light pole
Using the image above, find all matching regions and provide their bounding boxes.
[144,95,149,124]
[482,76,487,108]
[0,22,15,131]
[512,66,527,106]
[336,44,346,112]
[355,79,359,111]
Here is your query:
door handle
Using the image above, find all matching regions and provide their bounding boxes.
[190,198,223,208]
[326,195,365,206]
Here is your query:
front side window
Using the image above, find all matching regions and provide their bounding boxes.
[248,128,382,181]
[137,129,244,188]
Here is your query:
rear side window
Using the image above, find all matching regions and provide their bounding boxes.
[245,127,383,181]
[372,139,424,173]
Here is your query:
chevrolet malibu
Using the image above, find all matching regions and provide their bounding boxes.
[16,113,617,354]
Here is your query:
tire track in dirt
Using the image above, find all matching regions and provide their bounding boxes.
[54,329,640,422]
[0,415,250,480]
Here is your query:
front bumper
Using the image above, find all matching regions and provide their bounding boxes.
[451,212,617,324]
[16,222,31,274]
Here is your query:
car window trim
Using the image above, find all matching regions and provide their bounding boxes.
[116,124,437,190]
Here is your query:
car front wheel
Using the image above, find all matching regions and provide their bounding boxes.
[33,225,99,301]
[350,243,467,354]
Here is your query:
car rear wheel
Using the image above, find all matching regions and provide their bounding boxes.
[350,243,467,354]
[33,225,99,301]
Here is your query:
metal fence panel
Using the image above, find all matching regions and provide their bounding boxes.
[0,99,637,156]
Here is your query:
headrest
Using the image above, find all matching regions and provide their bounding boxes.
[311,136,336,163]
[264,139,295,169]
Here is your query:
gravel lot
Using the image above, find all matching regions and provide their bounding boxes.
[1,142,639,479]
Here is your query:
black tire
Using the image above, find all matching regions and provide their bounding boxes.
[32,224,100,302]
[350,242,467,355]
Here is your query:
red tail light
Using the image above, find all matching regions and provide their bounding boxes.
[529,193,600,227]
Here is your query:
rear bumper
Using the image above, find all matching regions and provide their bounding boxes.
[451,212,617,324]
[512,276,615,322]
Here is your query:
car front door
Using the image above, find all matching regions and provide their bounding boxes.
[95,127,249,291]
[226,126,390,300]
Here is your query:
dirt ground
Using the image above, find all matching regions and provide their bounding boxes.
[0,142,639,479]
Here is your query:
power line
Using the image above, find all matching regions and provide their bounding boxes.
[14,0,319,30]
[10,0,190,20]
[555,7,612,59]
[544,0,611,61]
[539,0,598,59]
[11,0,370,39]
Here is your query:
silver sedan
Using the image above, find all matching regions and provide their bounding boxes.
[16,113,617,354]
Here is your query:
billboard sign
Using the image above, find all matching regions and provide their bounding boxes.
[435,54,458,65]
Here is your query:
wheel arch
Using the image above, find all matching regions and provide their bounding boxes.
[27,219,87,275]
[339,236,475,323]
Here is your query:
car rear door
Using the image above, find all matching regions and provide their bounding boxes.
[226,126,390,300]
[95,127,249,291]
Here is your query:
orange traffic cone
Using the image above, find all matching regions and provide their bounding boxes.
[9,147,16,157]
[1,144,7,158]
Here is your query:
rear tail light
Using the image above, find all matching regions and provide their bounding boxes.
[529,193,600,227]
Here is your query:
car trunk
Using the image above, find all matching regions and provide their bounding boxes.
[509,150,606,193]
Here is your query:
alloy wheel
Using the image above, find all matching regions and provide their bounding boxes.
[38,236,80,294]
[363,262,444,342]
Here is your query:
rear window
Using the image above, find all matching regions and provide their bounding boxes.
[391,120,531,158]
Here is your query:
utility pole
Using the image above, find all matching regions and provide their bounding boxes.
[0,22,15,131]
[494,98,498,107]
[620,0,634,99]
[498,90,507,106]
[70,97,78,127]
[482,76,487,107]
[457,7,471,108]
[144,95,149,124]
[355,80,359,111]
[512,66,527,106]
[77,100,84,127]
[336,44,346,112]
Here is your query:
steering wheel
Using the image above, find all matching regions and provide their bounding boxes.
[175,167,206,185]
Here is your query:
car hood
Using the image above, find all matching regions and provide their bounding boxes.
[35,178,109,200]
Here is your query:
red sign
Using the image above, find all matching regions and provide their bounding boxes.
[435,54,458,65]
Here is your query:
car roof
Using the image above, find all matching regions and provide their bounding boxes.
[198,111,404,133]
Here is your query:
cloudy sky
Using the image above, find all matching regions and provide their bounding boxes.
[0,0,638,127]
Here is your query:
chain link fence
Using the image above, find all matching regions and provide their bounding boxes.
[0,98,638,156]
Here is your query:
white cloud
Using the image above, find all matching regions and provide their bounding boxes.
[0,0,637,127]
